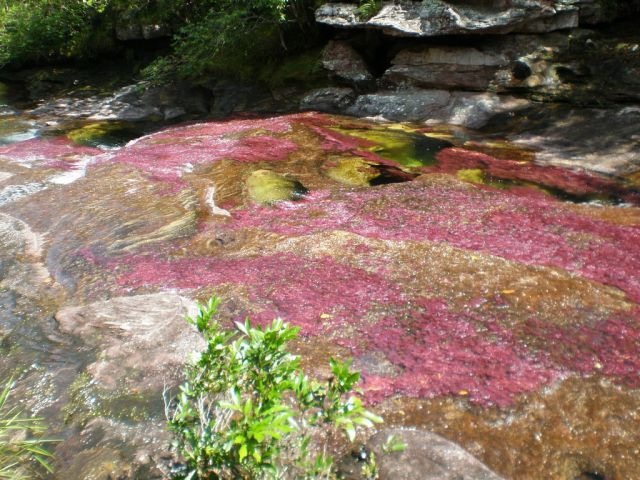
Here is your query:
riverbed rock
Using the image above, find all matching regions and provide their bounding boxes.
[384,46,509,91]
[55,294,204,391]
[246,169,308,204]
[316,1,580,37]
[346,89,529,128]
[365,428,505,480]
[55,417,169,480]
[300,87,356,112]
[5,111,640,479]
[485,104,640,176]
[321,40,374,85]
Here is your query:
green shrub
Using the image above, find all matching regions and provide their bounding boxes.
[142,0,320,83]
[0,0,320,81]
[0,0,96,68]
[0,378,54,479]
[167,297,382,480]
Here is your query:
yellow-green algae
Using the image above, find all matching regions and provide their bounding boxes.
[246,169,308,204]
[66,121,141,148]
[323,156,381,186]
[332,127,451,168]
[456,168,487,185]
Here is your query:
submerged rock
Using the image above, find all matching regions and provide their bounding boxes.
[365,428,504,480]
[323,155,381,186]
[66,121,143,148]
[55,293,204,391]
[246,169,308,204]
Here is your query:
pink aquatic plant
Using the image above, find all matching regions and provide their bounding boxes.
[0,137,101,169]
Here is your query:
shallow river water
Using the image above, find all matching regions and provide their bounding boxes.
[1,80,639,479]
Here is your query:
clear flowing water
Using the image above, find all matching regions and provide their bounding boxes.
[1,81,639,479]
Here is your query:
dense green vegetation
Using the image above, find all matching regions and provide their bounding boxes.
[168,297,382,479]
[3,0,639,83]
[0,0,321,81]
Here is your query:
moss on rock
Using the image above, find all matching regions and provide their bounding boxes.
[246,169,308,204]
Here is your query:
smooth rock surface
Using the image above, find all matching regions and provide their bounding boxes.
[366,428,505,480]
[29,82,211,122]
[300,87,356,112]
[385,47,509,91]
[321,40,374,84]
[346,89,452,122]
[347,89,529,128]
[486,104,640,175]
[55,294,204,391]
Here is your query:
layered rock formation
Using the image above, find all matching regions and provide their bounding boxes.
[305,0,640,178]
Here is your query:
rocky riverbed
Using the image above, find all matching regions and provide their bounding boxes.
[1,75,639,479]
[0,1,639,477]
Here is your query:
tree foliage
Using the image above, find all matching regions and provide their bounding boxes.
[0,0,320,78]
[0,0,95,67]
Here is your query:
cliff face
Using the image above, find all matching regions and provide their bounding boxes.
[297,1,640,177]
[309,1,640,115]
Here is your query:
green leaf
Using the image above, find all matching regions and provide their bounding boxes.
[238,444,248,461]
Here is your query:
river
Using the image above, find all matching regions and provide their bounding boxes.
[1,78,639,479]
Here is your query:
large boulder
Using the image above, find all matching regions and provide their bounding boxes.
[346,89,528,128]
[300,87,356,112]
[339,428,505,479]
[321,40,374,85]
[29,82,211,122]
[384,46,510,91]
[383,29,640,103]
[490,104,640,176]
[316,1,580,37]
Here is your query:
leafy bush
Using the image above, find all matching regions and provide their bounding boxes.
[167,297,382,480]
[0,0,96,68]
[0,378,54,479]
[0,0,320,81]
[143,0,319,82]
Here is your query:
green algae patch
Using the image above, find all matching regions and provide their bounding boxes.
[456,168,486,185]
[333,127,452,168]
[323,156,382,186]
[456,168,520,191]
[246,169,308,204]
[66,121,143,148]
[65,372,157,427]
